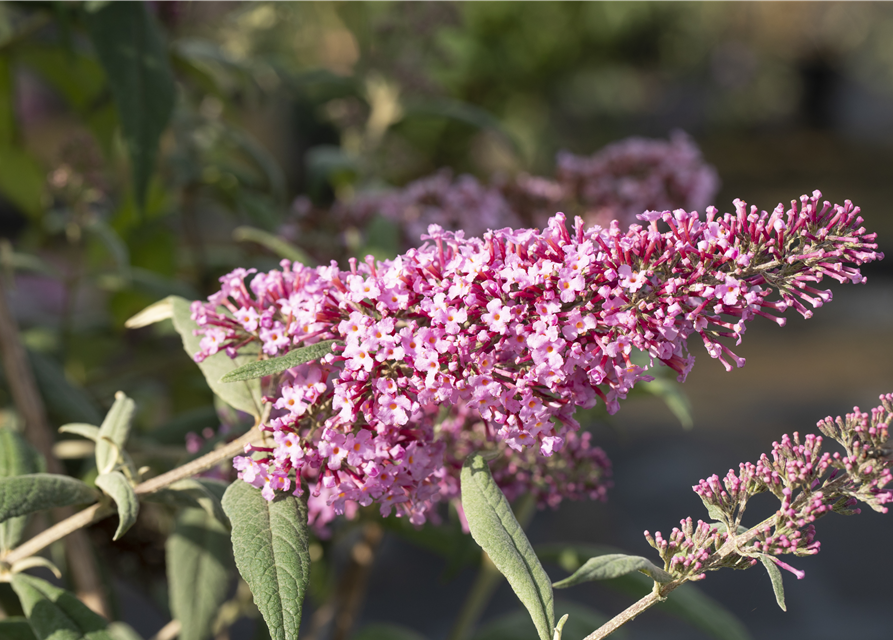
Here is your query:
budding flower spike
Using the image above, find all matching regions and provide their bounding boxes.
[190,190,881,530]
[645,394,893,602]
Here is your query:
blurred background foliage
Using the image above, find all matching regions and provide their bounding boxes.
[1,2,892,639]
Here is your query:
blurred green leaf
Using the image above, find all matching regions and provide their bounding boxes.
[233,226,313,264]
[84,1,175,209]
[358,215,400,262]
[552,553,671,588]
[461,453,554,640]
[0,57,14,146]
[0,427,43,552]
[106,622,143,640]
[95,391,135,475]
[167,507,234,640]
[94,471,138,540]
[640,376,694,430]
[16,44,106,112]
[169,296,264,418]
[144,478,229,528]
[0,474,98,522]
[220,340,339,383]
[26,350,102,425]
[0,618,38,640]
[11,573,113,640]
[0,147,44,219]
[222,481,311,640]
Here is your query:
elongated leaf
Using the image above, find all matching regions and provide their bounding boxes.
[83,2,175,209]
[0,428,43,552]
[0,618,38,640]
[537,544,751,640]
[26,350,102,425]
[11,573,113,640]
[143,478,229,528]
[0,474,98,522]
[759,555,786,611]
[222,481,310,640]
[640,376,694,430]
[461,453,554,640]
[167,508,234,640]
[552,553,671,588]
[95,392,135,474]
[220,340,339,383]
[169,296,263,417]
[233,226,313,264]
[58,424,100,442]
[124,296,174,329]
[95,472,138,540]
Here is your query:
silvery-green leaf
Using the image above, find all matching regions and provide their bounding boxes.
[233,226,312,265]
[220,340,339,383]
[95,392,135,475]
[552,554,672,588]
[167,508,234,640]
[124,297,173,329]
[0,474,98,522]
[222,481,310,640]
[11,573,114,640]
[461,453,554,640]
[58,424,100,442]
[95,471,139,540]
[169,296,263,418]
[759,555,787,611]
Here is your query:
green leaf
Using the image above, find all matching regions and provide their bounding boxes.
[0,147,45,219]
[233,226,313,265]
[0,474,98,522]
[0,428,43,552]
[640,376,694,430]
[83,2,175,209]
[167,508,234,640]
[10,573,113,640]
[759,555,786,612]
[221,481,311,640]
[95,392,135,475]
[552,554,672,588]
[58,424,100,442]
[94,472,138,540]
[220,340,339,383]
[123,297,173,329]
[352,623,427,640]
[169,296,263,417]
[26,350,102,425]
[0,618,38,640]
[143,478,230,528]
[106,623,143,640]
[460,453,554,640]
[537,544,751,640]
[357,216,400,262]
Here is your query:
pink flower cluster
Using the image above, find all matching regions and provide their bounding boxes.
[647,394,893,582]
[556,130,720,229]
[192,190,880,529]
